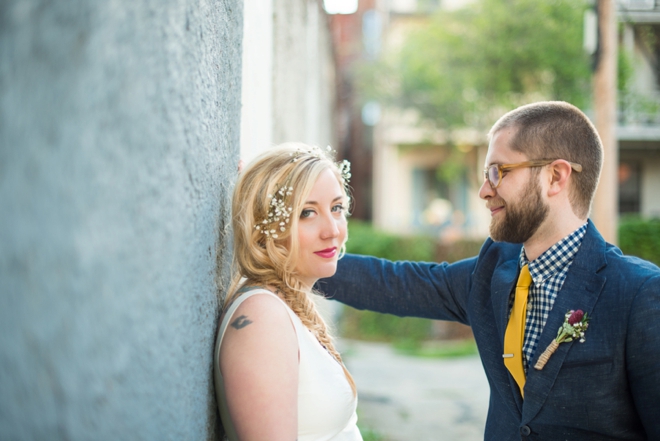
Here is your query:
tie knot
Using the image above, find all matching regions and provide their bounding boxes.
[517,264,532,288]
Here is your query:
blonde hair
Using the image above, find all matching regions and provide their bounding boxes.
[226,142,356,394]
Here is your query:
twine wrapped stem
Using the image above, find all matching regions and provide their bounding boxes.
[534,340,559,370]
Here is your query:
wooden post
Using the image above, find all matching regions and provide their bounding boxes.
[592,0,618,244]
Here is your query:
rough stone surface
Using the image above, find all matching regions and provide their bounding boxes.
[0,1,241,439]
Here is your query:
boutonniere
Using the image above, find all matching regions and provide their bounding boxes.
[534,309,590,370]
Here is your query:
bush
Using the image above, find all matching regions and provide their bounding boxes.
[340,307,433,343]
[393,338,479,358]
[346,220,435,262]
[618,216,660,266]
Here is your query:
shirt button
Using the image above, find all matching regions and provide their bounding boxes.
[520,425,532,436]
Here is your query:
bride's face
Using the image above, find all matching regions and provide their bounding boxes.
[293,168,348,289]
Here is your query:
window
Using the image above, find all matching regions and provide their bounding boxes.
[619,161,641,213]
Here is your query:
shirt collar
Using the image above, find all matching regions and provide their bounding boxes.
[519,222,588,284]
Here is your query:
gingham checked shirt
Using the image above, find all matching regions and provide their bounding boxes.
[514,222,588,372]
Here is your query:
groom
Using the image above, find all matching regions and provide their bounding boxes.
[319,101,660,440]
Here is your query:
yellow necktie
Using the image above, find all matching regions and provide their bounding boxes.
[503,264,532,398]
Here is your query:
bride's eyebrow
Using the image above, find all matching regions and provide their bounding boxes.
[304,195,344,205]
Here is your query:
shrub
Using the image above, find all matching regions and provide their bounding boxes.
[618,216,660,266]
[340,307,433,343]
[346,220,435,262]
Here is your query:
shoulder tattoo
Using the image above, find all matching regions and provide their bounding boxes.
[230,315,253,330]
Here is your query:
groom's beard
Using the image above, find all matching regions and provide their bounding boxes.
[489,176,549,244]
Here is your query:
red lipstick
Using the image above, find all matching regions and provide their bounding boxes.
[314,247,337,258]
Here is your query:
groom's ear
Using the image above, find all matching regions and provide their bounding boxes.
[547,160,573,197]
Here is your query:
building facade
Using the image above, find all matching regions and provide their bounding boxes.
[241,0,337,161]
[618,0,660,218]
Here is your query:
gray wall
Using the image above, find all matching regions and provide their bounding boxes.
[0,1,241,439]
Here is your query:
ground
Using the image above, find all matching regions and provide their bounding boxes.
[341,339,489,441]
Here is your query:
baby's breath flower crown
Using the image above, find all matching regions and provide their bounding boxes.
[254,183,293,239]
[254,145,351,240]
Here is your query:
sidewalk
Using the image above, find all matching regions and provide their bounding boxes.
[340,339,489,441]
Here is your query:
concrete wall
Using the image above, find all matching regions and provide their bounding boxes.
[0,1,241,439]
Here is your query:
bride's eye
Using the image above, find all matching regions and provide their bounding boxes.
[300,209,314,219]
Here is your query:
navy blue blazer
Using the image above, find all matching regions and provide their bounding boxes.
[319,220,660,440]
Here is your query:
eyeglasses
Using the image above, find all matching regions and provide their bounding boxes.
[483,159,583,189]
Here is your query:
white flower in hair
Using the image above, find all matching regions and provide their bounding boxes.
[254,183,293,240]
[290,145,352,184]
[337,159,351,184]
[256,145,351,240]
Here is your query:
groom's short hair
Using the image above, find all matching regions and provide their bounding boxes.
[489,101,603,218]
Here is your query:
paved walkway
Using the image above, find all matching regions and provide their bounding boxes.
[340,339,490,441]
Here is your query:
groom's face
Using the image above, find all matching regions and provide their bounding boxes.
[479,128,549,244]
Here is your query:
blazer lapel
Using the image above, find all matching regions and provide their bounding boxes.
[491,259,524,414]
[492,259,519,340]
[522,221,607,422]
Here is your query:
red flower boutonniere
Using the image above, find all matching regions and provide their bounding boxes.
[534,309,590,370]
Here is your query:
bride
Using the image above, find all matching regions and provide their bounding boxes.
[214,143,362,441]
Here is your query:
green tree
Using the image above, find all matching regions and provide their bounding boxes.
[360,0,592,131]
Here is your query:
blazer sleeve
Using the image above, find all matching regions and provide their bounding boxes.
[316,253,478,325]
[626,273,660,438]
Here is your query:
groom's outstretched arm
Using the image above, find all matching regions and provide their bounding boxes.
[316,253,478,325]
